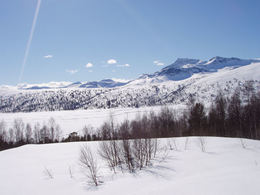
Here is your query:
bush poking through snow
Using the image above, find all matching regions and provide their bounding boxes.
[158,144,170,163]
[98,140,121,173]
[184,137,189,150]
[167,138,178,151]
[133,139,146,169]
[79,144,100,186]
[133,138,158,169]
[240,138,246,149]
[43,167,54,179]
[120,139,135,172]
[98,138,159,173]
[198,137,206,152]
[68,166,73,179]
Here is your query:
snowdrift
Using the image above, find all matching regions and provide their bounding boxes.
[0,137,260,195]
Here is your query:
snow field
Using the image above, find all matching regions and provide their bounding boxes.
[0,137,260,195]
[0,105,186,136]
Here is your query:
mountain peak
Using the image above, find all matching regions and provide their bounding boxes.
[148,56,259,82]
[207,56,241,64]
[204,56,258,70]
[170,58,201,68]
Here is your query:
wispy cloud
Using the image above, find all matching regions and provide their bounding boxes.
[44,55,53,59]
[85,62,93,68]
[153,60,164,66]
[107,59,117,64]
[117,63,130,67]
[66,69,78,74]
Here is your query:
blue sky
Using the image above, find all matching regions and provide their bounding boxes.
[1,0,260,85]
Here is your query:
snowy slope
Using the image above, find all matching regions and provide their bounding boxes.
[132,56,260,83]
[0,137,260,195]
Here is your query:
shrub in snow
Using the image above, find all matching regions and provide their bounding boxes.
[79,144,100,186]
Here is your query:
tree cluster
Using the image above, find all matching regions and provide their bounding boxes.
[0,118,62,151]
[186,85,260,139]
[79,137,158,186]
[93,86,260,141]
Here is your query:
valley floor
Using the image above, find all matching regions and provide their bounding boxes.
[0,105,186,136]
[0,137,260,195]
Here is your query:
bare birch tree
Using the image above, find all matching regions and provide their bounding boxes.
[79,144,100,186]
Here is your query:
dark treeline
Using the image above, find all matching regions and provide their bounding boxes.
[85,86,260,142]
[185,87,260,139]
[1,84,260,151]
[0,118,62,151]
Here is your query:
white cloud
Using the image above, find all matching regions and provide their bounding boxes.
[85,62,93,68]
[44,55,53,59]
[153,60,164,66]
[157,62,164,66]
[117,63,130,67]
[88,70,93,73]
[107,59,117,64]
[66,69,78,74]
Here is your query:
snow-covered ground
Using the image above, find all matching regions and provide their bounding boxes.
[0,137,260,195]
[0,105,186,136]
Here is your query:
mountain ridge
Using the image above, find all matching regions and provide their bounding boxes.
[0,56,259,113]
[1,56,259,90]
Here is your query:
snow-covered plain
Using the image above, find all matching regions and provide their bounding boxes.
[0,137,260,195]
[0,105,186,136]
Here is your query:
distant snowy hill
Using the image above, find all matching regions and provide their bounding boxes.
[0,56,259,112]
[14,79,129,90]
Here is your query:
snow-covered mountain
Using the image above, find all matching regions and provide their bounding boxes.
[0,56,259,113]
[132,56,260,84]
[14,79,129,90]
